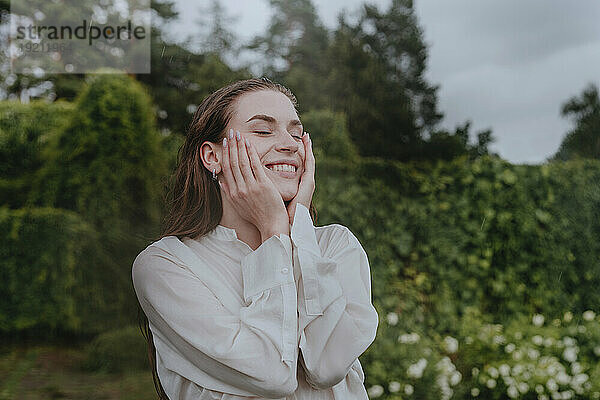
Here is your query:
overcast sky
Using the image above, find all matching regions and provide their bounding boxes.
[166,0,600,165]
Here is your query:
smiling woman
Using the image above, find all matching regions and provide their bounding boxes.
[132,78,379,399]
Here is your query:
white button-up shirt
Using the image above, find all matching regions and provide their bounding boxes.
[131,203,379,399]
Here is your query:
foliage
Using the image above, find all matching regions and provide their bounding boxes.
[2,75,175,335]
[300,109,358,161]
[81,325,149,373]
[552,83,600,161]
[315,155,600,336]
[0,100,74,208]
[365,310,600,399]
[0,206,118,336]
[26,74,169,248]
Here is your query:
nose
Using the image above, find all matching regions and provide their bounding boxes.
[275,131,299,153]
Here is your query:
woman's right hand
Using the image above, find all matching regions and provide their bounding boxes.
[218,128,290,240]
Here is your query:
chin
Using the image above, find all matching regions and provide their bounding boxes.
[280,191,298,202]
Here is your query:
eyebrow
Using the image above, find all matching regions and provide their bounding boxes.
[246,114,302,128]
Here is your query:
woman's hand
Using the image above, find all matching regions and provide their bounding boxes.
[218,129,290,239]
[286,132,315,225]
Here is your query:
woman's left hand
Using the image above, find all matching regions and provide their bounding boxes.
[287,132,315,225]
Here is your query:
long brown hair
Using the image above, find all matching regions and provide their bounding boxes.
[138,77,317,399]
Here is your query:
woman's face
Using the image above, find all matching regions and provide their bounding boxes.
[225,90,305,202]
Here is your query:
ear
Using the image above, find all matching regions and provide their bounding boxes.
[199,140,221,174]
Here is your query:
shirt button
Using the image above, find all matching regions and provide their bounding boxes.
[281,267,289,274]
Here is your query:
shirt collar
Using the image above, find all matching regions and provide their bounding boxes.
[209,223,294,242]
[210,224,239,242]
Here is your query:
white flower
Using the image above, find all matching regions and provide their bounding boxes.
[539,395,549,400]
[505,343,516,353]
[493,335,506,345]
[544,337,555,347]
[388,381,401,393]
[556,370,570,385]
[443,336,459,353]
[536,384,545,394]
[512,350,523,361]
[450,371,462,386]
[472,367,480,377]
[553,318,562,327]
[563,311,573,322]
[486,378,497,389]
[386,312,399,326]
[561,390,573,399]
[407,358,428,379]
[367,384,384,398]
[563,347,578,363]
[532,335,544,346]
[583,310,596,321]
[471,387,480,397]
[594,346,600,357]
[547,378,558,392]
[577,325,586,333]
[398,332,420,344]
[533,314,545,327]
[404,384,414,395]
[507,385,519,398]
[488,366,499,378]
[528,349,540,360]
[571,362,582,374]
[499,364,510,376]
[563,337,576,347]
[515,331,523,340]
[512,364,524,375]
[572,373,589,385]
[503,376,516,387]
[518,382,529,394]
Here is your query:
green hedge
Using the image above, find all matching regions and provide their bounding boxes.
[0,206,120,336]
[314,155,600,332]
[0,100,74,208]
[81,325,149,373]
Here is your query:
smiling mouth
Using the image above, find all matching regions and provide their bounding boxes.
[265,164,298,178]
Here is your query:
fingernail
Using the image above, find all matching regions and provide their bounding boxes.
[223,137,227,147]
[236,130,241,141]
[307,132,310,140]
[229,129,234,140]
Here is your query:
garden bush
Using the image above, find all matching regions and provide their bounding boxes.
[81,325,149,373]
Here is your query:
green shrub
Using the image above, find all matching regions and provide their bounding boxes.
[365,309,600,399]
[0,206,110,335]
[300,109,359,161]
[81,325,149,373]
[0,100,74,208]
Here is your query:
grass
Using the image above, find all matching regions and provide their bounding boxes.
[0,344,156,400]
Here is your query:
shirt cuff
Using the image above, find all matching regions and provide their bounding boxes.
[290,203,321,257]
[291,203,339,316]
[241,233,294,303]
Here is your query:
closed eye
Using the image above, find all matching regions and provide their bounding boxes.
[254,131,303,140]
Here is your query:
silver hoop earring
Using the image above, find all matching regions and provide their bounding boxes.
[212,169,217,180]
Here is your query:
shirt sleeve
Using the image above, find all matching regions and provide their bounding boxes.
[131,234,299,399]
[290,204,379,391]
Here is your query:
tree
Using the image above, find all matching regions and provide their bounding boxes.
[192,0,238,58]
[246,0,331,110]
[325,0,445,161]
[552,83,600,161]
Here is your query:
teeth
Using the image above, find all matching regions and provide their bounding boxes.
[267,164,296,172]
